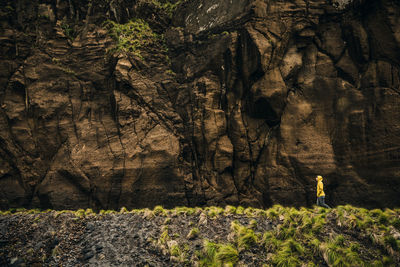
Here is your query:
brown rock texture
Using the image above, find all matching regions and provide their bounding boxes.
[0,0,399,210]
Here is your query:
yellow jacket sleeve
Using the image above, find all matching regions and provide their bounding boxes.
[317,181,325,197]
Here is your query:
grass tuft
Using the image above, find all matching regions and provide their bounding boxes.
[215,244,239,265]
[187,227,199,240]
[153,205,166,216]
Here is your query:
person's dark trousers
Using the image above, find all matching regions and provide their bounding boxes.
[317,196,330,208]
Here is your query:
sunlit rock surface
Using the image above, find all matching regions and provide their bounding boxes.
[0,0,399,209]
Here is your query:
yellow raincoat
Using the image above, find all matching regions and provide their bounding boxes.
[317,175,325,197]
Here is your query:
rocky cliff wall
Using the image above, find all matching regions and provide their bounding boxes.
[0,0,399,210]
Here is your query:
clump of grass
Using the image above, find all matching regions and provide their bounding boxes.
[205,206,224,218]
[169,243,188,263]
[267,209,279,220]
[27,209,41,214]
[390,218,400,229]
[263,231,280,252]
[75,209,86,218]
[309,237,321,254]
[311,214,326,234]
[199,240,218,266]
[198,240,238,266]
[215,244,239,265]
[224,205,236,215]
[187,227,200,240]
[276,224,295,240]
[333,234,345,247]
[320,242,340,265]
[244,207,256,217]
[249,219,258,228]
[253,208,267,217]
[272,238,303,267]
[153,205,167,216]
[101,209,117,215]
[143,208,155,219]
[174,206,196,216]
[236,206,245,215]
[107,210,117,214]
[85,208,95,217]
[61,19,75,40]
[271,237,305,266]
[159,226,170,245]
[104,18,164,58]
[0,210,11,215]
[170,243,181,255]
[384,235,399,251]
[120,207,128,213]
[230,221,258,251]
[319,238,363,266]
[379,213,389,224]
[266,205,286,221]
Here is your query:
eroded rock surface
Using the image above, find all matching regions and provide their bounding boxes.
[0,0,399,210]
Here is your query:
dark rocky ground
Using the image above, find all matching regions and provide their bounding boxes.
[0,208,272,266]
[1,206,400,266]
[1,0,400,211]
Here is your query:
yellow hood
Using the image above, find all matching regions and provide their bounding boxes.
[317,175,323,182]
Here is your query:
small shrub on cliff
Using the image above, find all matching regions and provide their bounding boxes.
[104,18,163,58]
[61,19,75,40]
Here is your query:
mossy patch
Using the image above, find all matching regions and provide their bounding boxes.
[104,18,164,58]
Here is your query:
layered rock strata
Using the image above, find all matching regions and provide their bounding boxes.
[0,0,399,209]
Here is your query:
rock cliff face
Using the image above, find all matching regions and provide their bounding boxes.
[0,0,399,210]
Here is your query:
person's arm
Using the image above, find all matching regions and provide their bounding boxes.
[317,182,323,197]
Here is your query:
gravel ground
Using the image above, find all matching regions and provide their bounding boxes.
[0,210,273,266]
[3,206,397,266]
